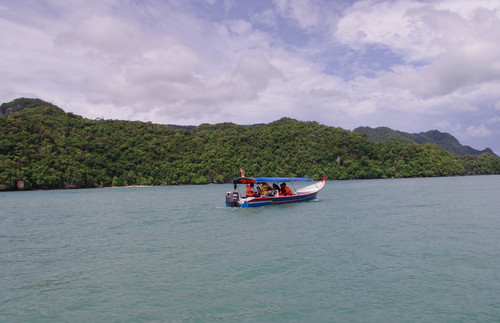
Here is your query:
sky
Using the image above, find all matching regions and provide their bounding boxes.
[1,0,500,154]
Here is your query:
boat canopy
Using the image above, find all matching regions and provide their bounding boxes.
[232,177,313,184]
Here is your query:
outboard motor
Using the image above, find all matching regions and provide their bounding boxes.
[226,191,240,207]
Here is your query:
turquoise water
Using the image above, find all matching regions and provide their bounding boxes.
[1,176,499,322]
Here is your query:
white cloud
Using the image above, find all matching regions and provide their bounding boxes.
[336,0,500,62]
[252,9,277,27]
[274,0,323,30]
[487,115,500,125]
[466,124,492,137]
[226,19,253,35]
[60,15,141,53]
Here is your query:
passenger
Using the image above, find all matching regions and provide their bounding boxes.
[246,183,258,197]
[272,184,280,196]
[280,183,292,196]
[261,183,271,195]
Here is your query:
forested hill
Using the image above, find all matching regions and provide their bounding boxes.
[0,98,58,117]
[1,98,500,190]
[354,126,495,156]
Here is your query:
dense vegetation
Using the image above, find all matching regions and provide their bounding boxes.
[1,98,499,190]
[354,126,496,155]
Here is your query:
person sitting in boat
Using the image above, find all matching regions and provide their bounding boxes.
[261,183,271,195]
[280,183,293,196]
[272,184,280,196]
[246,183,258,197]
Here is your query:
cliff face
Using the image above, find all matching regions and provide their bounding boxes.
[354,126,495,156]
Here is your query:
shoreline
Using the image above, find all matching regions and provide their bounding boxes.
[2,174,500,192]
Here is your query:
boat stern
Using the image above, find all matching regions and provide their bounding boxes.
[225,191,240,207]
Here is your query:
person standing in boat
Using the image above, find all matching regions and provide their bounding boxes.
[246,183,258,197]
[280,183,292,196]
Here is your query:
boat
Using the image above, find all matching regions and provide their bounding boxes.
[225,177,326,208]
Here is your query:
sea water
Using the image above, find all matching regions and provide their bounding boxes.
[1,176,499,322]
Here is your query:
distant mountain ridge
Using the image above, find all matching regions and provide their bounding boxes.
[354,126,495,156]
